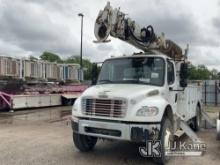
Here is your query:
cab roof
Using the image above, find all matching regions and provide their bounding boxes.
[107,53,172,61]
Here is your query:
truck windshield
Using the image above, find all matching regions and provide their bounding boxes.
[97,57,165,86]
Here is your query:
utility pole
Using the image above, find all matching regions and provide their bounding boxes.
[78,13,84,81]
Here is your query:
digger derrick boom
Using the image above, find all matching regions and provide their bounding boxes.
[94,2,185,60]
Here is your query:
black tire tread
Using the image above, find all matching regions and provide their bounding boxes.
[154,117,174,164]
[73,132,97,152]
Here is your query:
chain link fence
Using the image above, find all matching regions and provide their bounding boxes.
[202,80,220,106]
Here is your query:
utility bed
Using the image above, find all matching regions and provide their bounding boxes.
[177,84,202,121]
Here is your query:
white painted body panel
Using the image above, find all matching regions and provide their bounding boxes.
[12,94,61,109]
[177,85,202,121]
[73,84,165,122]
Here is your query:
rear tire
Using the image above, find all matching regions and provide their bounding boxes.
[73,132,97,152]
[154,117,174,164]
[193,105,201,132]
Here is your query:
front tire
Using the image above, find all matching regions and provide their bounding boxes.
[154,117,174,164]
[73,132,97,152]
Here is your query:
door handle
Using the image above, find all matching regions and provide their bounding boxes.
[175,93,178,102]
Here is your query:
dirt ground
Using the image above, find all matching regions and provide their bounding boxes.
[0,106,220,165]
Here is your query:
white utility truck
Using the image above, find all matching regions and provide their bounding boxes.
[71,2,203,164]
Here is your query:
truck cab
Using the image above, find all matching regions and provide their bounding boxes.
[71,54,202,163]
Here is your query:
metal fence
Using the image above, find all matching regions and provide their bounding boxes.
[203,80,220,106]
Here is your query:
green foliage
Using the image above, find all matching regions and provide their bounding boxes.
[210,69,219,79]
[40,51,62,63]
[188,64,220,80]
[29,55,38,61]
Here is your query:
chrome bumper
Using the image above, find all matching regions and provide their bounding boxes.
[72,118,160,141]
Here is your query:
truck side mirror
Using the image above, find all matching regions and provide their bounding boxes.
[180,63,188,88]
[91,63,98,85]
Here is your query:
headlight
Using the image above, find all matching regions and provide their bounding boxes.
[136,106,159,116]
[72,105,77,111]
[72,98,79,112]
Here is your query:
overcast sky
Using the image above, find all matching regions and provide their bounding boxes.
[0,0,220,69]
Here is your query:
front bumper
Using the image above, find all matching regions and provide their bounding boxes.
[71,117,160,142]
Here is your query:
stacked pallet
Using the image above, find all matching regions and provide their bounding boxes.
[45,62,60,80]
[23,60,46,79]
[58,64,80,81]
[0,56,81,81]
[67,64,80,80]
[0,56,20,77]
[58,64,64,81]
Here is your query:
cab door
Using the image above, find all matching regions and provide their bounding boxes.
[166,60,178,113]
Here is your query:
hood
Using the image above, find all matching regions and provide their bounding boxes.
[81,84,162,101]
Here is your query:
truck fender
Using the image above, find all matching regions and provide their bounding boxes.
[161,105,174,127]
[131,97,173,123]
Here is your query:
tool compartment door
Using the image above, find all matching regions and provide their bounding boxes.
[177,85,202,121]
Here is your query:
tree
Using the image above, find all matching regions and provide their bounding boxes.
[40,51,62,63]
[188,64,199,80]
[188,64,220,80]
[29,55,38,61]
[210,69,219,79]
[197,65,210,80]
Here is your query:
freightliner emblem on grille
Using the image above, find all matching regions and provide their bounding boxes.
[98,91,110,98]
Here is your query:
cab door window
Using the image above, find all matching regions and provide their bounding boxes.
[167,61,175,85]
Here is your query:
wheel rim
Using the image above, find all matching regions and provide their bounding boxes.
[197,107,201,127]
[164,128,171,151]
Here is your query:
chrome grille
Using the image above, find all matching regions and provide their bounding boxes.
[82,98,127,118]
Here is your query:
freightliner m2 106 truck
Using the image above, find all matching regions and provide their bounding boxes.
[71,2,203,164]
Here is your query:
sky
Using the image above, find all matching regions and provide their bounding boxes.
[0,0,220,70]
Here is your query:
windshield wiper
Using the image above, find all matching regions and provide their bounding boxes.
[120,79,139,83]
[98,79,113,84]
[119,79,150,85]
[98,79,150,85]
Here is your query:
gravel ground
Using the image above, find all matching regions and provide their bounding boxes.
[0,106,220,165]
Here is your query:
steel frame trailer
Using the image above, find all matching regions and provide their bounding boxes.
[0,92,82,111]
